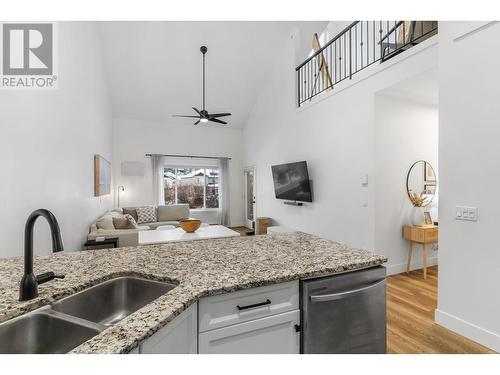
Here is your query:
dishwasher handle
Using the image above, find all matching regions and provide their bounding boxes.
[309,279,385,302]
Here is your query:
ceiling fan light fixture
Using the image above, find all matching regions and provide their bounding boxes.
[172,45,232,126]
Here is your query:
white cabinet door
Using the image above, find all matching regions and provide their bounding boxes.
[140,302,197,354]
[199,309,300,354]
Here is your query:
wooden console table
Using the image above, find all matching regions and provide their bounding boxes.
[403,225,438,279]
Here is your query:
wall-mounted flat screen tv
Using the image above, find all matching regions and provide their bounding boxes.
[271,161,312,202]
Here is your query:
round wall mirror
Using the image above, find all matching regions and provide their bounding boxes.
[406,160,437,207]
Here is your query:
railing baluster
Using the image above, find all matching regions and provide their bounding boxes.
[372,21,375,64]
[349,28,352,79]
[360,22,364,69]
[354,23,358,73]
[366,21,369,67]
[343,34,346,80]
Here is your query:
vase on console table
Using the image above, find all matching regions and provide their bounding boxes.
[410,206,425,226]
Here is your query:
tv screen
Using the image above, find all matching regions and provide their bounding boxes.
[271,161,312,202]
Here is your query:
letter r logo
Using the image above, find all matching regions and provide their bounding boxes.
[2,23,53,75]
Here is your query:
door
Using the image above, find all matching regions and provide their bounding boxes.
[198,310,300,354]
[244,167,256,230]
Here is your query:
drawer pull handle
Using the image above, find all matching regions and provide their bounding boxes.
[236,299,271,311]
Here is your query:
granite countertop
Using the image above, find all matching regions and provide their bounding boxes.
[0,232,387,353]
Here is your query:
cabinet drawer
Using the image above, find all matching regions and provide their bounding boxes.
[413,228,425,242]
[424,228,438,243]
[198,309,300,354]
[199,281,299,332]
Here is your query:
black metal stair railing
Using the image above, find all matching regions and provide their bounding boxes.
[296,21,438,107]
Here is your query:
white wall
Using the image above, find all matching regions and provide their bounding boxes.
[243,27,438,253]
[113,118,245,226]
[374,94,438,274]
[0,22,113,258]
[436,21,500,351]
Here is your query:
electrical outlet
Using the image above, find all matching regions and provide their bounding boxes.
[455,206,478,221]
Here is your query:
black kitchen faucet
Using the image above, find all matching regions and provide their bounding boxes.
[19,209,65,301]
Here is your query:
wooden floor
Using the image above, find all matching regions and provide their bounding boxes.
[229,226,254,235]
[387,266,494,353]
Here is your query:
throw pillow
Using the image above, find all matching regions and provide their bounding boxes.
[122,207,138,222]
[112,216,132,230]
[136,206,157,224]
[112,214,138,229]
[124,214,139,228]
[96,214,115,230]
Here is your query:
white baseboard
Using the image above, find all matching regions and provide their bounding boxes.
[385,255,438,276]
[435,309,500,352]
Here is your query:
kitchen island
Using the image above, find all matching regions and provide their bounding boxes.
[0,232,386,353]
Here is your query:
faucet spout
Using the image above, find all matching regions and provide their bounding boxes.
[20,209,64,301]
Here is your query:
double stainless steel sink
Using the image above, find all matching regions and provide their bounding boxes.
[0,276,176,354]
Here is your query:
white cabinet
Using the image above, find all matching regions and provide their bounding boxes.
[198,309,300,354]
[139,302,197,354]
[136,281,301,354]
[199,281,299,332]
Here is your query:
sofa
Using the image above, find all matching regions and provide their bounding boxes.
[87,204,191,247]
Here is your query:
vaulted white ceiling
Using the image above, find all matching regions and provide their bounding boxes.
[99,22,326,128]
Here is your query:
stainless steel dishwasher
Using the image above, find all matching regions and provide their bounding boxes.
[300,266,386,353]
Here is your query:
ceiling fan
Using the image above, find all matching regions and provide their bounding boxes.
[172,46,232,125]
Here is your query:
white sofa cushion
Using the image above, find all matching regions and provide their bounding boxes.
[136,206,157,224]
[157,204,189,221]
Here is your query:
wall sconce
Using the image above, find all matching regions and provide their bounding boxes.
[117,186,125,208]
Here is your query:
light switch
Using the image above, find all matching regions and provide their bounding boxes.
[455,206,478,221]
[361,174,369,186]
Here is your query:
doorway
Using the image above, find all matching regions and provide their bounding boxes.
[244,167,256,230]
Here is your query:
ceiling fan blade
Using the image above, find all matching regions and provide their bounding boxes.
[194,120,201,125]
[172,115,202,118]
[192,107,203,116]
[208,113,232,118]
[208,118,227,125]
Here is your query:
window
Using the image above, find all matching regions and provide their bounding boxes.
[163,167,220,209]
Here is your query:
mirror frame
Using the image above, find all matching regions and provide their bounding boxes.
[406,159,437,207]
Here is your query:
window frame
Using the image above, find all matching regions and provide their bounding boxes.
[163,165,220,210]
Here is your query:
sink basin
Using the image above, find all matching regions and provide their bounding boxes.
[0,312,101,354]
[0,276,175,353]
[51,276,176,326]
